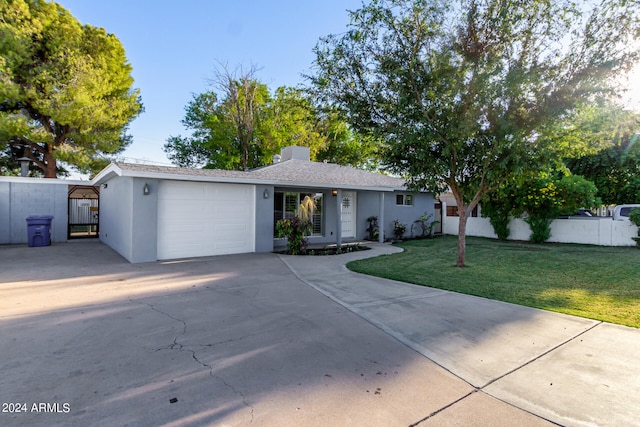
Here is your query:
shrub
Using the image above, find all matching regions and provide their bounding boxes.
[276,217,311,255]
[630,207,640,247]
[489,215,511,241]
[393,220,407,240]
[629,207,640,226]
[411,212,439,238]
[525,216,552,244]
[482,185,517,240]
[517,172,599,244]
[276,195,315,255]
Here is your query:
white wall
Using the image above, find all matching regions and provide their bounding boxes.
[442,203,638,246]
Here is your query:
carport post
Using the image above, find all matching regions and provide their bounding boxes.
[336,189,342,249]
[378,192,385,243]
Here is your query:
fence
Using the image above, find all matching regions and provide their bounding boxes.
[441,203,638,246]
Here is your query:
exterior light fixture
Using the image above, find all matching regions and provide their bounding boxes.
[331,189,338,196]
[263,188,269,199]
[143,183,150,195]
[103,183,108,189]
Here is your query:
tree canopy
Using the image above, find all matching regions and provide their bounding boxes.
[562,101,640,205]
[483,99,640,239]
[310,0,640,266]
[0,0,143,177]
[164,72,381,171]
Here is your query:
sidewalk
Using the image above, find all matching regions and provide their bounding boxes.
[280,243,640,427]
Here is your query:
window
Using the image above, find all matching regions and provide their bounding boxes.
[396,194,414,206]
[274,192,323,236]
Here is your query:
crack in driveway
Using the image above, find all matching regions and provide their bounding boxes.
[129,297,255,423]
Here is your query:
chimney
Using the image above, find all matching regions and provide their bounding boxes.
[280,146,310,162]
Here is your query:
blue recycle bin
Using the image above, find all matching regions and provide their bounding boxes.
[26,215,54,247]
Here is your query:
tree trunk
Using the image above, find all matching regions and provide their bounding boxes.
[457,208,468,267]
[42,149,57,178]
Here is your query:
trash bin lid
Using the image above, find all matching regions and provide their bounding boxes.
[26,215,54,220]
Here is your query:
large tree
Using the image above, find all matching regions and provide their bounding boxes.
[311,0,640,266]
[165,79,382,170]
[208,65,270,170]
[0,0,143,178]
[567,138,640,204]
[562,101,640,204]
[164,90,250,170]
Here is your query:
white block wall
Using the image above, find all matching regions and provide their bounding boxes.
[442,202,638,246]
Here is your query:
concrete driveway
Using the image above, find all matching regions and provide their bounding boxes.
[1,241,638,426]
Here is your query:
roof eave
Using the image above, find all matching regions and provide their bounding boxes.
[91,163,122,186]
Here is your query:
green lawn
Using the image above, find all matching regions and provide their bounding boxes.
[347,236,640,328]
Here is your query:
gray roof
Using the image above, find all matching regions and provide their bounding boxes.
[113,162,248,179]
[103,159,408,191]
[250,159,406,188]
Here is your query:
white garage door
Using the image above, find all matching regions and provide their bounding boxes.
[157,181,255,259]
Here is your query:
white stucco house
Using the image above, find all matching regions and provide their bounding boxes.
[92,146,434,263]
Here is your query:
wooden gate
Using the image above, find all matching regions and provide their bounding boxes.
[68,185,99,239]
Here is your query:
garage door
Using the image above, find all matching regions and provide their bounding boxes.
[157,181,255,259]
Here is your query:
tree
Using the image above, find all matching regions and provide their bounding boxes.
[310,0,640,266]
[164,82,290,171]
[165,80,382,170]
[208,64,271,170]
[562,101,640,204]
[164,91,242,169]
[0,0,143,178]
[313,108,383,171]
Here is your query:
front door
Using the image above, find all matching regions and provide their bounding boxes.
[341,191,356,238]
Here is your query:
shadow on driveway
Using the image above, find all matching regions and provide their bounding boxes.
[0,241,486,426]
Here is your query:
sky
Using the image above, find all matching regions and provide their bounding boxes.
[55,0,364,169]
[48,1,640,179]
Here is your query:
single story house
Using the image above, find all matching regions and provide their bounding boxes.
[92,146,434,263]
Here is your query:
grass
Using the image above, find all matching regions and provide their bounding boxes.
[347,236,640,328]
